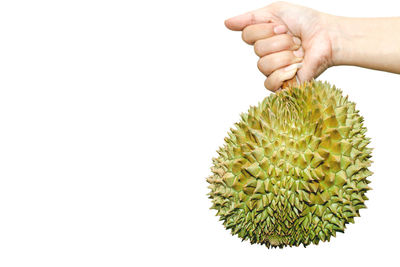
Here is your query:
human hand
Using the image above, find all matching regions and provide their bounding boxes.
[225,1,334,92]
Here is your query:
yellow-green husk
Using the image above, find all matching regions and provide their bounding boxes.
[207,81,372,248]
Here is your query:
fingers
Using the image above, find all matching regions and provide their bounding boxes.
[225,12,257,31]
[242,23,287,45]
[247,29,304,92]
[225,8,272,31]
[225,9,307,92]
[264,63,303,92]
[257,50,303,76]
[254,35,301,57]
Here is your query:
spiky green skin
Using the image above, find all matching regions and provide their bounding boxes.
[207,81,372,248]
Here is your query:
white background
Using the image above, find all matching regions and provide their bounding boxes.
[0,0,399,266]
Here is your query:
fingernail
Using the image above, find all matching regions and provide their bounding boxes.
[293,47,304,58]
[285,63,303,72]
[292,36,301,45]
[273,25,287,34]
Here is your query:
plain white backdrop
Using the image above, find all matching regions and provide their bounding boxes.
[0,0,399,266]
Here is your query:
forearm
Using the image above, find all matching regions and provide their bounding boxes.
[327,16,400,73]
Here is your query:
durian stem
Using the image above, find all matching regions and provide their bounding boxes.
[282,76,298,89]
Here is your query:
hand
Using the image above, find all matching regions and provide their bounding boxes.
[225,1,334,92]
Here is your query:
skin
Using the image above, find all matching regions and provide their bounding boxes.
[225,1,400,92]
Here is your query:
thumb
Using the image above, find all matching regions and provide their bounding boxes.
[297,64,315,83]
[296,61,324,84]
[224,8,273,31]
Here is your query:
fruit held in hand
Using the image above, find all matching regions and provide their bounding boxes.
[207,81,372,248]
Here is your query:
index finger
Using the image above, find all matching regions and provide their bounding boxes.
[224,7,272,31]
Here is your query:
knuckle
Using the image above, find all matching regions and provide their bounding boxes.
[249,13,257,25]
[254,41,263,56]
[257,58,264,71]
[264,79,270,90]
[242,25,256,44]
[265,78,276,92]
[257,57,272,75]
[241,30,249,43]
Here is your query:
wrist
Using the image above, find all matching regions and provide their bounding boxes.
[325,15,350,67]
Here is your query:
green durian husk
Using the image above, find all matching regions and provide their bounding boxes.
[207,80,372,248]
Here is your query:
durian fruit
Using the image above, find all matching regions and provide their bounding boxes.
[207,80,372,248]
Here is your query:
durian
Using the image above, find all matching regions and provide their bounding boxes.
[207,80,372,248]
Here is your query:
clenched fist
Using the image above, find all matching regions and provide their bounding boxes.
[225,2,334,92]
